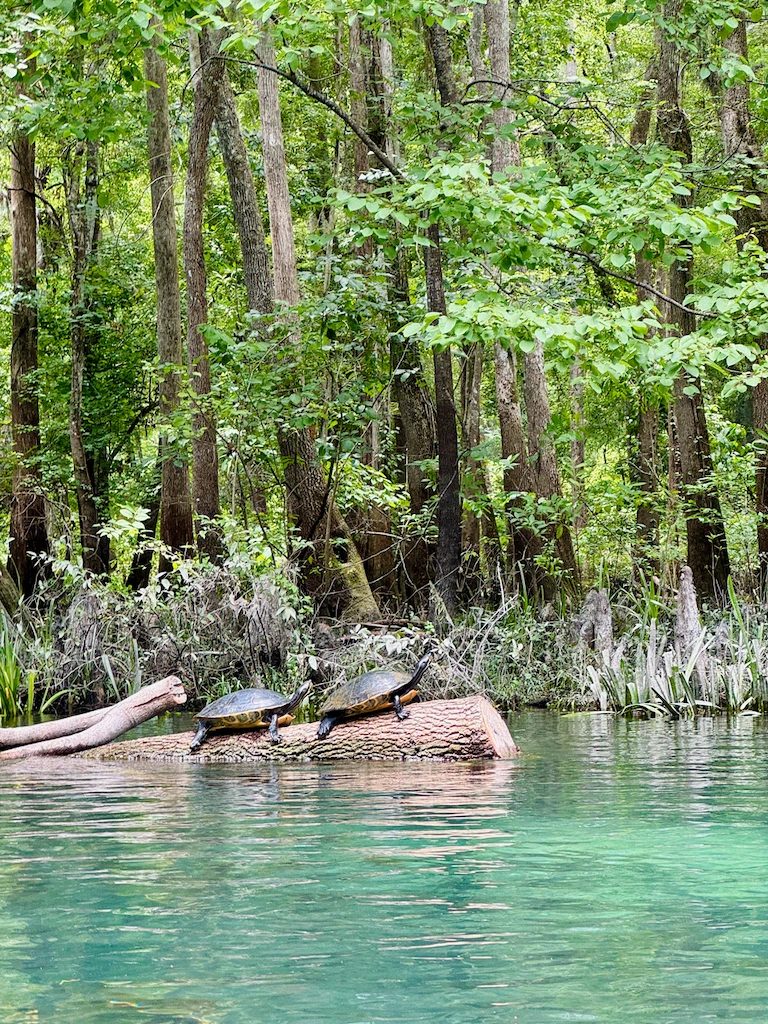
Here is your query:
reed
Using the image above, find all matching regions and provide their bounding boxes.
[0,620,34,720]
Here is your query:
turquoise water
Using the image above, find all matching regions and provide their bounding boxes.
[2,711,768,1023]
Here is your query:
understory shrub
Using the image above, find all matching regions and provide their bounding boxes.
[13,561,308,711]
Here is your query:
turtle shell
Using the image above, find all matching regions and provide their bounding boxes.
[196,688,293,729]
[320,669,415,718]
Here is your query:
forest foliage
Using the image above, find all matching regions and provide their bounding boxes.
[2,0,768,711]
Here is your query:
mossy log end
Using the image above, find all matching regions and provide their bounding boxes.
[84,696,520,763]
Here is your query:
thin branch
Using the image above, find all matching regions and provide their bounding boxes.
[107,401,158,469]
[216,54,403,180]
[546,242,717,320]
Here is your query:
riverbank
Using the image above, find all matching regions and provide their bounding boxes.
[1,563,766,723]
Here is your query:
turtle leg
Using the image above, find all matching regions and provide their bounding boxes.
[317,714,337,739]
[190,722,208,752]
[393,694,410,721]
[268,714,281,744]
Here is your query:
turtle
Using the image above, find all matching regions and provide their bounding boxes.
[190,680,312,751]
[316,653,433,739]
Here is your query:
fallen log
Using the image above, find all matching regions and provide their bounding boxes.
[0,706,110,749]
[0,676,187,761]
[82,695,519,763]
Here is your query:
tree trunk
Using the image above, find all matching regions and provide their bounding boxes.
[64,139,109,575]
[348,13,371,250]
[658,1,730,600]
[578,588,614,656]
[426,223,462,616]
[388,247,435,604]
[0,677,187,760]
[377,25,396,163]
[630,63,661,576]
[376,36,434,604]
[634,390,660,576]
[424,24,463,615]
[8,111,49,596]
[634,251,661,577]
[185,28,224,561]
[460,343,501,598]
[346,22,392,592]
[494,343,544,591]
[256,33,379,621]
[257,36,300,307]
[125,454,161,592]
[524,339,578,577]
[460,344,482,582]
[84,695,519,763]
[480,0,567,594]
[144,39,194,568]
[215,72,273,315]
[0,563,20,616]
[675,565,709,687]
[569,360,586,532]
[483,0,520,169]
[719,16,768,582]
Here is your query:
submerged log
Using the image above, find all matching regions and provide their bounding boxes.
[84,695,519,763]
[0,676,187,760]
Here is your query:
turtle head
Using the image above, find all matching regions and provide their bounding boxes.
[410,651,434,684]
[291,680,313,705]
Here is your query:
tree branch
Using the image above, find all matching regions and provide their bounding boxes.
[218,55,404,180]
[546,242,717,320]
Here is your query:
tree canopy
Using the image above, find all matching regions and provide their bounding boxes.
[3,0,768,628]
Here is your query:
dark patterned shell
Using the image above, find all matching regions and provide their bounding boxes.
[196,688,290,727]
[320,669,413,716]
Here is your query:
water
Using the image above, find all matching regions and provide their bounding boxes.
[2,711,768,1024]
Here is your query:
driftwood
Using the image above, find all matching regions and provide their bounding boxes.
[0,676,187,761]
[0,706,110,749]
[83,695,519,763]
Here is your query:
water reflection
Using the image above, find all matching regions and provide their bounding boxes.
[2,712,768,1022]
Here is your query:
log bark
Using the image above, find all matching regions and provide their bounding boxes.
[0,677,186,760]
[81,696,519,763]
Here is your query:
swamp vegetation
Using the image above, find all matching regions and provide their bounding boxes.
[3,0,768,718]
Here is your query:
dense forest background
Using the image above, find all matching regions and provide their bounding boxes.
[2,0,768,717]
